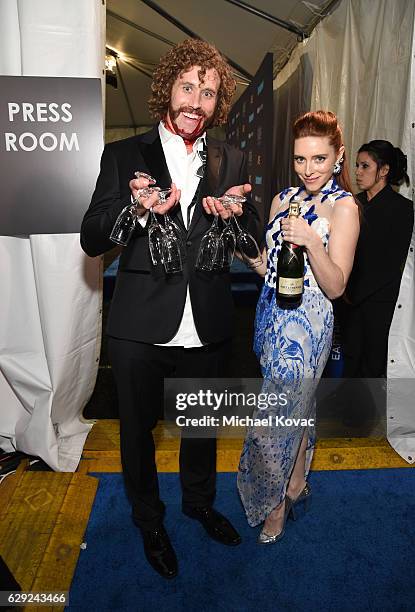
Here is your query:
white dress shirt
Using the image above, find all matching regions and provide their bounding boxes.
[138,121,206,347]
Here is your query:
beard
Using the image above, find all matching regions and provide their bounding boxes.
[167,105,213,141]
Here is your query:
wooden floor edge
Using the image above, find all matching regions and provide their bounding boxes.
[0,460,28,517]
[26,474,98,612]
[81,421,414,471]
[79,442,414,473]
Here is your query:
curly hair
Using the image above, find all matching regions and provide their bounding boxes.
[148,38,236,127]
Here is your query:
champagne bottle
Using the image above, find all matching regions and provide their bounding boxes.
[276,199,304,308]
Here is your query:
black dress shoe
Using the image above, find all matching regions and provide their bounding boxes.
[141,525,178,579]
[183,507,241,546]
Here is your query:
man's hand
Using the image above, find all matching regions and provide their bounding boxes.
[129,176,181,216]
[202,183,251,220]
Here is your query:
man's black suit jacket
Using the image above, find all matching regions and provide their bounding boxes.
[80,126,260,344]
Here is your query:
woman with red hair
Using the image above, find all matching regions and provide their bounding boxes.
[238,111,360,543]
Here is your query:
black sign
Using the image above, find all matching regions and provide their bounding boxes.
[226,53,274,233]
[0,76,102,235]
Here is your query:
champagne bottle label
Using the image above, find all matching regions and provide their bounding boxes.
[278,277,304,295]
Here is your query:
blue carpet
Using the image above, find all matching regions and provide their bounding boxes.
[69,470,415,611]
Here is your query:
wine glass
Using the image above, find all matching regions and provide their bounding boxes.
[161,231,182,273]
[148,211,166,266]
[196,214,221,271]
[158,188,184,271]
[219,219,236,268]
[148,209,183,273]
[135,186,181,272]
[233,215,263,266]
[110,204,139,246]
[210,218,236,270]
[158,189,184,244]
[220,194,263,267]
[212,231,225,270]
[109,171,157,246]
[145,188,182,273]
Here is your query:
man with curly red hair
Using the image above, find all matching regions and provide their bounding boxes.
[81,38,259,579]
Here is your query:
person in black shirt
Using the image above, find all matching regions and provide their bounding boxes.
[343,140,414,377]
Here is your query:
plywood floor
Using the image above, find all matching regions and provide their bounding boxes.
[81,419,413,473]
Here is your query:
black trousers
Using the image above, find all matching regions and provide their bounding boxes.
[108,336,231,531]
[342,299,397,378]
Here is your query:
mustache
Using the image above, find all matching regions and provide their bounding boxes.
[171,106,206,119]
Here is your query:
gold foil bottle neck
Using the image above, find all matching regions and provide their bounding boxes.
[288,201,300,218]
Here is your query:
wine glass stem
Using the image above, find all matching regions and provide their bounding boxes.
[232,212,242,235]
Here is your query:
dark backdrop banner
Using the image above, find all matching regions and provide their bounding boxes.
[0,76,102,235]
[226,53,274,236]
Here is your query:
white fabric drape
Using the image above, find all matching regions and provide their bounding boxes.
[273,0,415,463]
[387,12,415,463]
[0,0,105,471]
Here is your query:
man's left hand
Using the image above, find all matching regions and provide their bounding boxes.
[202,183,251,220]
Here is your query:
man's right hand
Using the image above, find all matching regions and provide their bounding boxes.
[129,176,181,217]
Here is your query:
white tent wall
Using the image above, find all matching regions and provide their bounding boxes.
[0,0,105,471]
[273,0,415,463]
[273,0,414,193]
[387,11,415,463]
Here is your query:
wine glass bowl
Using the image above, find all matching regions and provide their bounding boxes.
[148,212,165,265]
[110,170,159,246]
[161,232,182,273]
[196,215,221,271]
[217,193,262,266]
[109,204,138,246]
[220,221,236,268]
[147,186,184,273]
[157,188,185,254]
[232,215,262,267]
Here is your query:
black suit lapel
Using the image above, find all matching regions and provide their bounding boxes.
[140,131,186,231]
[206,141,224,198]
[141,135,171,187]
[187,140,223,238]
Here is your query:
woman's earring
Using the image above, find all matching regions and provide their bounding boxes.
[333,157,343,175]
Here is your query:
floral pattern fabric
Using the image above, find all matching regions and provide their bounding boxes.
[237,178,350,526]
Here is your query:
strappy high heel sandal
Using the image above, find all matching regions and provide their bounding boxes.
[257,496,292,544]
[287,482,312,521]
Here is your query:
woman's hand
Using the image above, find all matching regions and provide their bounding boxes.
[280,216,320,250]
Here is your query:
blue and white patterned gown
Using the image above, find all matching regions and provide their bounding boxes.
[237,178,351,527]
